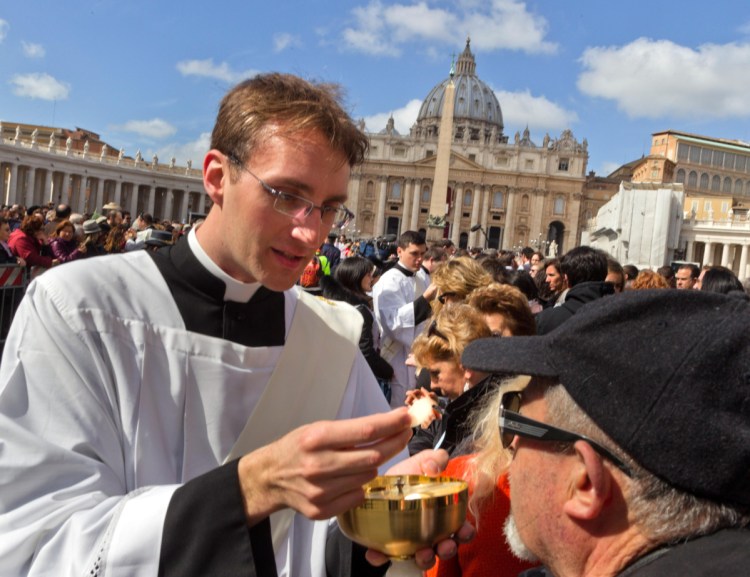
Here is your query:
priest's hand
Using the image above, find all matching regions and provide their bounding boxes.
[237,408,412,525]
[364,449,476,570]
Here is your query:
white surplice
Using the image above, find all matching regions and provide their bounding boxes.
[0,249,397,577]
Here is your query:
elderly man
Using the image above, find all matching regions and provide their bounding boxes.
[463,290,750,576]
[0,73,465,577]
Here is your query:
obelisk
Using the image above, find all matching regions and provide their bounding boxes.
[426,60,455,243]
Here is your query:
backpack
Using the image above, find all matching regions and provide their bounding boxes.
[299,254,323,288]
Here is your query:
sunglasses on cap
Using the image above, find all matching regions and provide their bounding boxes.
[499,391,633,477]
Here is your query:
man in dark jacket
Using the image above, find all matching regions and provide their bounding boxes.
[463,290,750,577]
[535,246,613,335]
[320,231,341,271]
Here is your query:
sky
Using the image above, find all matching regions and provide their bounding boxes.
[3,1,750,177]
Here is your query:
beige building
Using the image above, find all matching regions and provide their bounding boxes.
[0,122,208,221]
[347,39,590,254]
[625,130,750,275]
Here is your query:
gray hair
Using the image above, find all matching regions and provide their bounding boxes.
[544,383,750,543]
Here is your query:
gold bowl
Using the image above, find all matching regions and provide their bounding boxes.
[337,475,468,560]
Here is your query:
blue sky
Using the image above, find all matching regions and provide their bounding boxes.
[3,1,750,177]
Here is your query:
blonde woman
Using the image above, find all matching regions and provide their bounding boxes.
[430,256,493,314]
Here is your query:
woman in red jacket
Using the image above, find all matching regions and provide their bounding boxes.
[8,215,58,270]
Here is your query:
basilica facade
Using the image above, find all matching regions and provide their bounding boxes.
[345,39,590,255]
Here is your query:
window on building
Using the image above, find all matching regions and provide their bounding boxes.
[723,177,732,193]
[700,148,712,165]
[554,196,565,215]
[558,158,569,171]
[711,175,721,191]
[736,155,747,172]
[676,169,686,183]
[495,155,509,166]
[735,179,744,194]
[521,194,530,212]
[463,189,472,206]
[390,181,402,200]
[689,146,700,164]
[688,171,698,188]
[691,200,698,211]
[699,173,709,189]
[712,151,725,168]
[370,146,378,156]
[394,147,406,158]
[725,153,735,170]
[421,186,431,203]
[468,153,476,162]
[492,190,503,209]
[721,201,730,212]
[525,159,534,169]
[366,181,374,198]
[425,150,434,158]
[704,201,712,211]
[677,144,689,161]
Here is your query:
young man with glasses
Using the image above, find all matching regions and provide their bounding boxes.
[463,290,750,576]
[0,74,468,577]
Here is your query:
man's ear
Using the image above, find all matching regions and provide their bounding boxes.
[203,150,228,207]
[562,440,613,521]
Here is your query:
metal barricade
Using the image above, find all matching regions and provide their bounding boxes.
[0,265,31,356]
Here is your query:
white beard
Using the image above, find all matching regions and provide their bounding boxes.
[503,513,540,563]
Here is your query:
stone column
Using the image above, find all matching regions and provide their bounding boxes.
[402,179,413,231]
[739,244,749,279]
[501,187,517,250]
[129,184,140,217]
[44,170,53,205]
[145,186,155,216]
[685,240,694,262]
[481,186,491,231]
[450,183,463,246]
[115,180,123,207]
[469,184,482,247]
[410,179,422,230]
[721,243,731,268]
[164,189,175,221]
[374,177,387,236]
[198,191,207,213]
[26,166,37,207]
[704,242,713,266]
[9,164,19,205]
[94,178,104,212]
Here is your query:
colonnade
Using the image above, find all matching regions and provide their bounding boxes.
[0,137,206,222]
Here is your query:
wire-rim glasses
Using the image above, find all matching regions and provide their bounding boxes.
[499,391,633,477]
[227,154,354,229]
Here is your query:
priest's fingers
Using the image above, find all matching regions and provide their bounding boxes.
[385,448,449,477]
[299,407,412,451]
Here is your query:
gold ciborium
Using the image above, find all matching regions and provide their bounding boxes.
[337,475,468,576]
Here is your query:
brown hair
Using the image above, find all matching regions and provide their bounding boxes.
[411,304,491,367]
[53,219,75,237]
[631,269,670,290]
[468,283,536,337]
[20,214,45,236]
[211,73,369,179]
[430,256,493,314]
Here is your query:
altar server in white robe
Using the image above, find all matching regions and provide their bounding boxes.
[372,231,438,408]
[0,73,471,577]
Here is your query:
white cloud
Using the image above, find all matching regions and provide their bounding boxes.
[21,41,45,58]
[115,119,177,139]
[10,73,70,100]
[176,58,259,83]
[0,19,8,42]
[362,99,423,133]
[155,132,212,168]
[496,89,578,132]
[273,33,301,53]
[578,38,750,119]
[342,0,556,56]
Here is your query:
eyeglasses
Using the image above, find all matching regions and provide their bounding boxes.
[499,391,633,477]
[227,154,354,229]
[437,292,457,304]
[427,319,449,341]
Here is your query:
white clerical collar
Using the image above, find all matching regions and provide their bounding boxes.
[187,226,261,302]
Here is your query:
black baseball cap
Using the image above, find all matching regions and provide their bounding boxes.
[462,289,750,507]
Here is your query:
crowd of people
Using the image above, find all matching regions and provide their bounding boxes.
[0,71,747,577]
